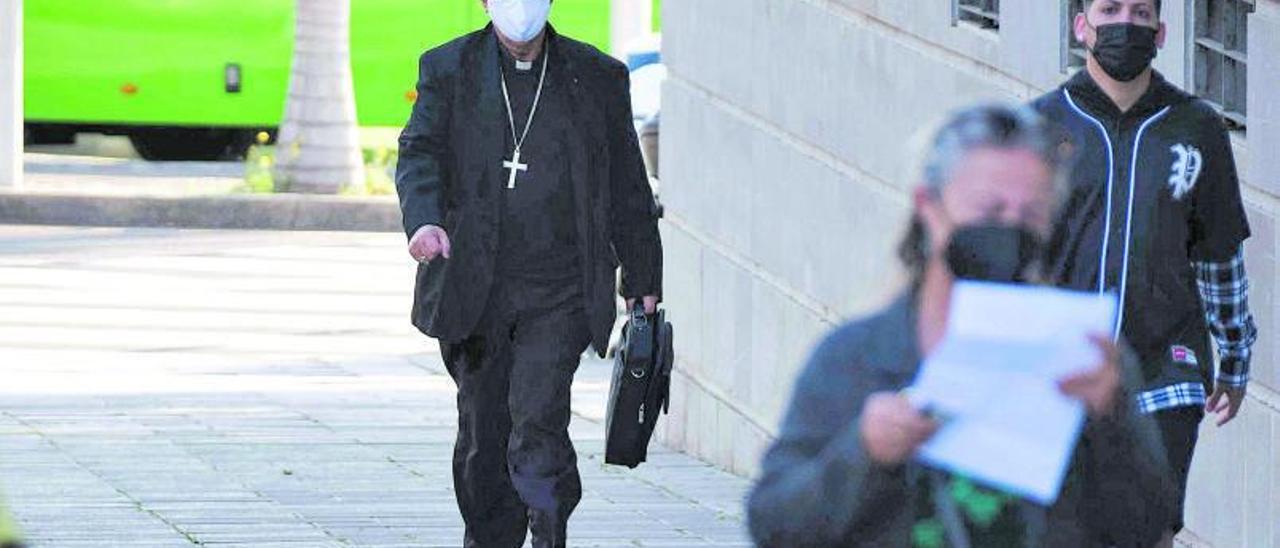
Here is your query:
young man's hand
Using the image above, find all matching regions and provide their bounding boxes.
[1206,382,1246,426]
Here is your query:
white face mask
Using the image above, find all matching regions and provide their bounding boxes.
[488,0,551,43]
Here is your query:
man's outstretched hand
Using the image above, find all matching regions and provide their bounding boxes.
[408,225,451,263]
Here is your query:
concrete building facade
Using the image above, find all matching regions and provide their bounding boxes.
[655,1,1280,545]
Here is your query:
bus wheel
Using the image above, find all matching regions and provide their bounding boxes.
[129,128,253,161]
[26,126,77,145]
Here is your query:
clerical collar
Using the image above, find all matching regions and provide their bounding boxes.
[497,33,548,73]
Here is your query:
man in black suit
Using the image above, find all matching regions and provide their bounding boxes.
[394,0,662,545]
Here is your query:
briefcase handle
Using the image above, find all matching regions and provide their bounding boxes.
[630,301,652,323]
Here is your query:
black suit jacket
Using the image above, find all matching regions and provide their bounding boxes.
[395,25,663,355]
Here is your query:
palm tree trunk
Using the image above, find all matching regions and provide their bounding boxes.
[610,0,653,56]
[273,0,365,194]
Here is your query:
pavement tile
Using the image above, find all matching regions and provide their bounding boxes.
[0,226,751,546]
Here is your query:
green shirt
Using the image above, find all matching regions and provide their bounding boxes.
[912,473,1026,548]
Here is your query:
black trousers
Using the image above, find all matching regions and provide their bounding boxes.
[1154,406,1204,533]
[440,276,591,548]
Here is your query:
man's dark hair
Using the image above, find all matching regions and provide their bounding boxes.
[1085,0,1163,15]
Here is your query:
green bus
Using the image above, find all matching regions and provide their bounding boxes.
[23,1,625,160]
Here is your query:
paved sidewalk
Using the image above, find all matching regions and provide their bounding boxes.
[7,153,400,232]
[21,153,244,196]
[0,226,752,547]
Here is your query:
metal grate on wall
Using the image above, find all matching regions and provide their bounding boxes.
[955,0,1000,30]
[1193,0,1254,128]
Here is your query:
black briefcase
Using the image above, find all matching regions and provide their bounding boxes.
[604,304,673,468]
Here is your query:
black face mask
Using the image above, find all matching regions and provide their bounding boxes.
[1089,22,1158,82]
[945,224,1044,283]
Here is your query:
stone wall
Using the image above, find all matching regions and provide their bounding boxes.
[656,1,1280,545]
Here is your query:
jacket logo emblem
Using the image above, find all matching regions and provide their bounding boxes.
[1168,144,1203,201]
[1171,345,1198,367]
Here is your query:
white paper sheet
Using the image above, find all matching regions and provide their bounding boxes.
[908,281,1118,505]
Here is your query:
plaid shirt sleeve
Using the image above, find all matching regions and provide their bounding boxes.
[1193,246,1258,388]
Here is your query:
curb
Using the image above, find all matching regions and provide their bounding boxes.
[0,192,402,232]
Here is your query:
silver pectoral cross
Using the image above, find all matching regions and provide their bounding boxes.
[503,149,528,190]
